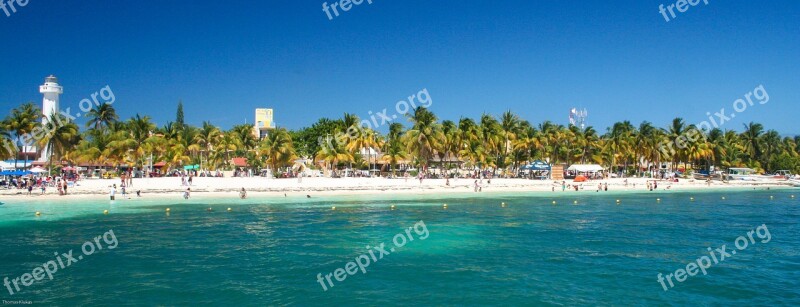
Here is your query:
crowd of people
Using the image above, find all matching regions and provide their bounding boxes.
[3,172,79,196]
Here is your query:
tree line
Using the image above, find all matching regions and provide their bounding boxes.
[1,102,797,176]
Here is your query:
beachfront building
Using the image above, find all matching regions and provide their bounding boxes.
[253,108,275,139]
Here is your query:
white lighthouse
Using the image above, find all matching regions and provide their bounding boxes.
[38,75,63,161]
[40,75,62,122]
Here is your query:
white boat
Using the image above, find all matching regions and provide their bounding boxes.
[727,168,762,181]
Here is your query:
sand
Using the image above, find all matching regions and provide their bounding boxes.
[1,176,793,201]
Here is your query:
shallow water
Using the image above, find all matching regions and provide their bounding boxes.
[1,189,798,305]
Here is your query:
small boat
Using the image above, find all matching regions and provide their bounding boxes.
[771,170,794,180]
[727,168,761,181]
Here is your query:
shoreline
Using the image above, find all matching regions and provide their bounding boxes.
[1,177,794,202]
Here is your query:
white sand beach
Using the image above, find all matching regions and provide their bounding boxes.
[1,176,793,201]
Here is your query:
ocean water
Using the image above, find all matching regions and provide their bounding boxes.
[0,189,799,306]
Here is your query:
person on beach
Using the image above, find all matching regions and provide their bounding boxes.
[188,175,193,186]
[562,181,566,191]
[136,190,141,197]
[110,185,116,201]
[40,184,45,195]
[474,180,479,192]
[604,183,608,191]
[63,180,68,195]
[184,188,191,199]
[240,188,247,199]
[446,178,450,186]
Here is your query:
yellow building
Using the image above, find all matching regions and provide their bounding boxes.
[254,108,275,139]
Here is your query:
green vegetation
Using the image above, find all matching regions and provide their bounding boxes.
[2,102,798,177]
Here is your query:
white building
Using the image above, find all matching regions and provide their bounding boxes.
[37,75,63,162]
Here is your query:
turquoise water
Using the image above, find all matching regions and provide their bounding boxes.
[1,189,799,306]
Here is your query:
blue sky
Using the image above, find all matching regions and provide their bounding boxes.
[1,0,798,135]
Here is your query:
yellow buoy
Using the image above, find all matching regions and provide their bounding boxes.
[552,201,556,205]
[770,196,774,199]
[227,208,232,212]
[722,197,726,200]
[443,204,448,208]
[657,198,661,202]
[35,211,41,216]
[331,206,336,210]
[690,197,694,201]
[391,205,396,210]
[166,208,171,212]
[207,208,213,212]
[573,200,578,204]
[103,210,109,214]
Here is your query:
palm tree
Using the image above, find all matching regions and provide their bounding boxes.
[259,128,296,176]
[479,113,501,171]
[573,126,601,164]
[761,129,782,172]
[315,141,352,177]
[85,103,119,130]
[404,107,442,171]
[665,118,688,170]
[231,124,257,156]
[439,120,459,174]
[741,122,764,166]
[380,140,409,176]
[499,111,521,173]
[4,103,40,168]
[635,122,658,176]
[194,121,221,169]
[37,113,80,173]
[0,125,14,160]
[131,115,157,164]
